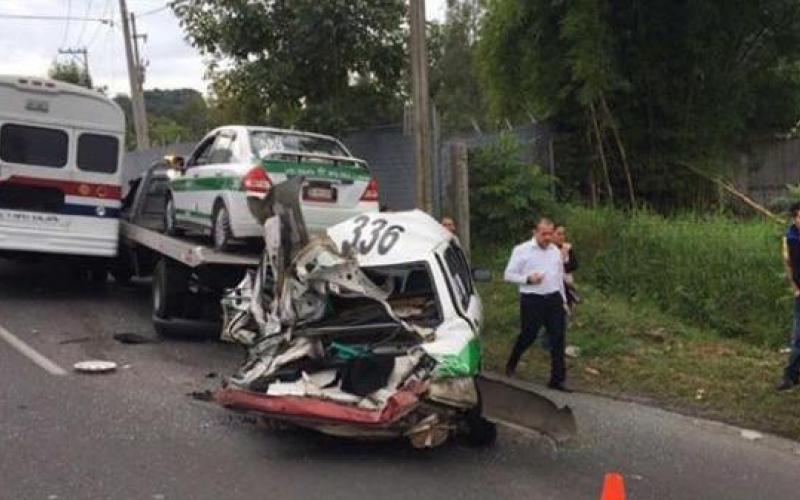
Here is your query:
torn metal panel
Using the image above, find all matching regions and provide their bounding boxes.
[477,373,577,444]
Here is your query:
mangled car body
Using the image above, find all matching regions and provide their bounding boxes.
[215,179,574,447]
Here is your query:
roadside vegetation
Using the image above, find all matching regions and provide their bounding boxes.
[475,275,800,440]
[469,137,800,438]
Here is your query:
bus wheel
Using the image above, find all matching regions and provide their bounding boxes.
[87,264,108,284]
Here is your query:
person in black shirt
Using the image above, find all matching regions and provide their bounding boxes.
[554,225,579,311]
[777,203,800,391]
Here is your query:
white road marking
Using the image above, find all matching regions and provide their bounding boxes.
[0,323,67,376]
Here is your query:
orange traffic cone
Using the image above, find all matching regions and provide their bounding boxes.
[600,472,626,500]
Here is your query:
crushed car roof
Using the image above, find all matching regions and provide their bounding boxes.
[326,210,453,267]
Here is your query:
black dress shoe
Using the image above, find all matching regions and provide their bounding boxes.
[776,378,798,391]
[547,381,573,393]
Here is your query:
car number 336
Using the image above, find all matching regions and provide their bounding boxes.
[341,215,405,256]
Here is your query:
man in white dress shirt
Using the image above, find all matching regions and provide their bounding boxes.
[503,218,570,392]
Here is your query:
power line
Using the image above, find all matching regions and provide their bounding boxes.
[0,14,113,25]
[75,0,94,46]
[139,4,170,17]
[62,0,72,47]
[87,0,113,48]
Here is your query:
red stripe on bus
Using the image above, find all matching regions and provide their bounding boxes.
[1,176,122,200]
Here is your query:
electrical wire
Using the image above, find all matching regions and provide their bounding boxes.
[0,14,112,24]
[86,0,112,49]
[139,4,170,17]
[61,0,72,47]
[74,0,94,46]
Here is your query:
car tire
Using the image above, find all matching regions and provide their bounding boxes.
[164,193,183,236]
[212,201,234,251]
[463,414,497,447]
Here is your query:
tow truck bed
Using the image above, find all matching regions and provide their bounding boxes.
[117,162,260,337]
[120,221,259,269]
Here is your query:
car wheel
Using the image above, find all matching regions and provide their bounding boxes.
[463,414,497,447]
[212,201,234,251]
[164,194,183,236]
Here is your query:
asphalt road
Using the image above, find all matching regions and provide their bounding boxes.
[1,259,798,500]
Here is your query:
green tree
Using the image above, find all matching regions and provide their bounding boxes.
[149,116,190,146]
[48,60,92,88]
[172,0,407,133]
[478,0,800,210]
[428,0,488,135]
[470,133,557,242]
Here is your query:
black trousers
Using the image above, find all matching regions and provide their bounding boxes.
[506,292,567,383]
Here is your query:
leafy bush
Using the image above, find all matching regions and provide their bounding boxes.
[562,206,789,346]
[469,133,558,242]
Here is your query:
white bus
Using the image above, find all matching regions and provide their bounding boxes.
[0,75,125,275]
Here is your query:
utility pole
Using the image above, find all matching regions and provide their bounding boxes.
[57,47,90,86]
[119,0,149,150]
[450,141,471,259]
[409,0,433,212]
[130,13,148,91]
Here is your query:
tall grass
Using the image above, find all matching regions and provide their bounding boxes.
[562,207,789,346]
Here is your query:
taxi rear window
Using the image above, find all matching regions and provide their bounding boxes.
[250,131,349,159]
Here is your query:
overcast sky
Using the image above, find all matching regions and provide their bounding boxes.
[0,0,447,97]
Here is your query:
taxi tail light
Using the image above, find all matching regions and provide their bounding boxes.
[361,178,379,202]
[242,166,272,195]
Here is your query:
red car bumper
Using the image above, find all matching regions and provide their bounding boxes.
[215,382,428,428]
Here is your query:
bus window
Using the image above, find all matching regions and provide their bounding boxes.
[77,133,119,173]
[0,124,68,167]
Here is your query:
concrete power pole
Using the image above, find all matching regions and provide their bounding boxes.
[119,0,149,150]
[409,0,433,213]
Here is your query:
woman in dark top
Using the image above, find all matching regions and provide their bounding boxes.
[554,225,579,310]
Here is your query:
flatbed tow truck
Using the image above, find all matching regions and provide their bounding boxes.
[117,161,577,447]
[117,161,260,337]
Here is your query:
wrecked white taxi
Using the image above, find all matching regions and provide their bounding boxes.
[214,179,575,448]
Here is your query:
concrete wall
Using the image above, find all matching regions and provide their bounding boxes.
[741,138,800,203]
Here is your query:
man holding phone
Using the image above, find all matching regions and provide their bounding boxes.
[503,218,570,391]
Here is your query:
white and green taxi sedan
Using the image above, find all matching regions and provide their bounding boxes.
[165,126,379,249]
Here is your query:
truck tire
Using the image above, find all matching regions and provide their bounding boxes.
[152,258,184,320]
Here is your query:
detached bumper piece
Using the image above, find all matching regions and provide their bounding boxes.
[215,382,426,428]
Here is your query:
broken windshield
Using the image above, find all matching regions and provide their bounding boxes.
[250,130,350,159]
[361,261,442,328]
